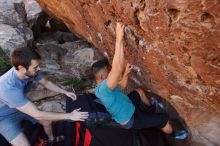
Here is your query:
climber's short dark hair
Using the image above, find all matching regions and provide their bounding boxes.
[91,59,111,75]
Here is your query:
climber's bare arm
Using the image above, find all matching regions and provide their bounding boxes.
[107,23,125,90]
[118,63,133,90]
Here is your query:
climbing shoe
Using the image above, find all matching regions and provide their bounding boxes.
[170,130,188,140]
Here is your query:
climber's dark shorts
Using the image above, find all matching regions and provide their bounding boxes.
[124,91,169,129]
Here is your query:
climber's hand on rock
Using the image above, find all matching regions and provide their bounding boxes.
[124,63,133,76]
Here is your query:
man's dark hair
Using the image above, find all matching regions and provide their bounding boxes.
[11,47,41,70]
[91,59,111,75]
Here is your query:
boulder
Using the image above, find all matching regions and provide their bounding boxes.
[22,0,42,27]
[0,0,41,53]
[0,24,32,53]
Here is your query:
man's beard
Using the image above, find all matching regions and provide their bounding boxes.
[25,71,38,78]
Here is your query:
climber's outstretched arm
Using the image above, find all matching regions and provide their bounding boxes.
[107,23,125,90]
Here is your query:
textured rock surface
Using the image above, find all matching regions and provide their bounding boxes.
[0,24,28,53]
[37,0,220,145]
[34,95,66,113]
[0,0,42,53]
[22,0,42,27]
[35,32,104,79]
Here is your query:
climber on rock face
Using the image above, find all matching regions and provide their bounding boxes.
[0,48,88,146]
[92,22,188,140]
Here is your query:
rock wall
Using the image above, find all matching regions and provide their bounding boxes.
[37,0,220,145]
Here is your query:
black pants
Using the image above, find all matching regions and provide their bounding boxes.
[127,91,169,129]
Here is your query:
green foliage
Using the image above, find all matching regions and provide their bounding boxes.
[0,48,11,74]
[60,77,83,91]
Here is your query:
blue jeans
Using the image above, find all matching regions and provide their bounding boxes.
[0,111,37,142]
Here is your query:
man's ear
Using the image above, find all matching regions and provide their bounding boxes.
[94,72,100,80]
[98,71,105,80]
[100,73,104,80]
[18,65,26,72]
